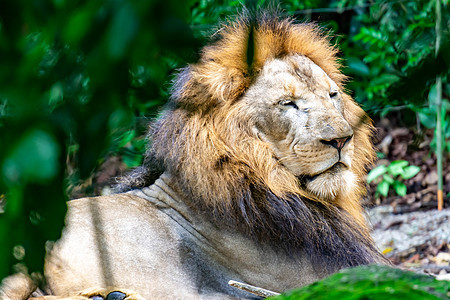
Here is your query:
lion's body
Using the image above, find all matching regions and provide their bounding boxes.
[44,175,321,299]
[1,11,388,300]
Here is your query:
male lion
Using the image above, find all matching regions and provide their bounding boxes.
[1,11,387,300]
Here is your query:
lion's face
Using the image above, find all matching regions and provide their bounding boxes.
[242,54,356,199]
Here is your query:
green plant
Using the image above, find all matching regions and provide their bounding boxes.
[0,0,199,281]
[116,129,146,168]
[367,160,420,197]
[413,85,450,153]
[269,264,449,300]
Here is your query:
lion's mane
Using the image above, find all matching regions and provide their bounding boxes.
[117,11,387,272]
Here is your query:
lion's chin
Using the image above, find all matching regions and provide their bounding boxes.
[304,166,357,200]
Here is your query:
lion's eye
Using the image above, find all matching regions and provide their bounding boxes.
[329,91,338,98]
[278,100,298,109]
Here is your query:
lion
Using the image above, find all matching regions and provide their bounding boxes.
[1,10,388,300]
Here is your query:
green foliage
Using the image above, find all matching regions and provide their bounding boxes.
[341,1,447,111]
[269,265,449,300]
[415,85,450,153]
[367,160,420,197]
[0,0,200,281]
[116,129,146,168]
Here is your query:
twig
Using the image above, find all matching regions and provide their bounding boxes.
[228,280,280,298]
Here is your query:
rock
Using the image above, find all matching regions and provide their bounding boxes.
[378,135,393,155]
[424,170,438,186]
[391,128,410,137]
[433,252,450,265]
[436,273,450,281]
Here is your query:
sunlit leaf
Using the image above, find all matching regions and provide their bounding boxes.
[393,181,407,197]
[367,165,387,183]
[119,130,136,148]
[401,165,421,179]
[377,181,390,197]
[382,174,394,184]
[387,160,409,176]
[48,82,64,109]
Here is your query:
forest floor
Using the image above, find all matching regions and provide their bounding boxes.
[366,118,449,279]
[75,118,450,279]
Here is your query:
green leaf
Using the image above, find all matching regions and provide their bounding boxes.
[48,82,64,108]
[1,129,60,184]
[107,2,139,60]
[131,138,146,153]
[428,84,437,105]
[367,165,387,183]
[346,57,370,77]
[122,153,143,168]
[370,73,400,86]
[108,109,133,132]
[418,108,436,129]
[269,265,449,300]
[401,165,421,179]
[63,7,96,46]
[377,181,390,197]
[382,174,394,184]
[376,152,385,159]
[393,181,407,197]
[387,160,409,176]
[119,130,136,148]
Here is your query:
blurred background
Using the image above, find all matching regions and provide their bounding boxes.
[0,0,448,285]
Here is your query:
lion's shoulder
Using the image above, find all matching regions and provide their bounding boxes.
[45,191,188,297]
[60,190,184,252]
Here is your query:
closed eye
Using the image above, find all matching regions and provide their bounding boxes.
[329,91,338,98]
[278,100,298,109]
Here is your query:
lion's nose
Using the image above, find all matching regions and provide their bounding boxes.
[321,135,353,151]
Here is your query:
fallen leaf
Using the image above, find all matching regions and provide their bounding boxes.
[382,247,393,255]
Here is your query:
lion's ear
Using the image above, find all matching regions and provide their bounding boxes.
[171,21,256,110]
[170,66,220,112]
